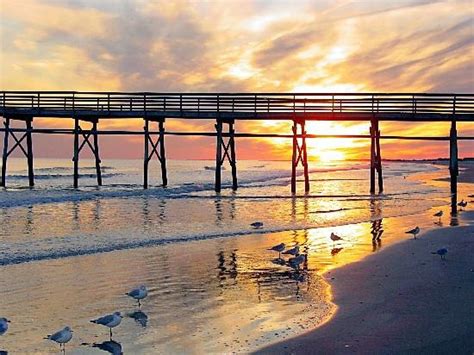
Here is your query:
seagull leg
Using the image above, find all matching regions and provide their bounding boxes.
[109,328,113,340]
[138,299,141,308]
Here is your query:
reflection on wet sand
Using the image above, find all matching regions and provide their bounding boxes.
[127,310,148,328]
[92,340,123,355]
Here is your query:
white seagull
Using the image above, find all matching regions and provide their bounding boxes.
[405,226,420,239]
[283,245,300,256]
[432,248,448,260]
[126,285,148,307]
[330,232,343,243]
[268,243,285,258]
[45,326,73,351]
[91,312,123,339]
[250,222,264,229]
[0,318,10,336]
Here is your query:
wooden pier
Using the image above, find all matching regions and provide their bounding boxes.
[1,91,473,203]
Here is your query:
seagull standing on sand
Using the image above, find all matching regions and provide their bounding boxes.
[433,210,443,221]
[405,226,420,239]
[330,232,343,244]
[458,200,468,209]
[126,285,148,307]
[0,318,10,335]
[432,248,448,260]
[268,243,285,258]
[45,326,73,351]
[283,245,300,256]
[91,312,123,339]
[250,222,264,229]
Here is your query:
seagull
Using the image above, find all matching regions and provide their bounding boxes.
[268,243,285,258]
[0,318,10,336]
[283,245,300,256]
[432,248,448,260]
[289,254,306,269]
[126,285,148,307]
[458,200,468,209]
[250,222,264,229]
[91,312,122,339]
[45,326,73,351]
[405,226,420,239]
[433,210,443,221]
[330,232,343,244]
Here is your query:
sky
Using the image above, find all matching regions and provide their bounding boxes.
[0,0,473,161]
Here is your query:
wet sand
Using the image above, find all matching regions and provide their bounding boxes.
[0,162,472,353]
[257,211,474,354]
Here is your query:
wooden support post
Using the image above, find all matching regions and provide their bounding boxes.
[291,121,297,194]
[1,117,10,187]
[370,118,383,193]
[229,121,238,190]
[215,120,223,193]
[159,120,168,187]
[25,117,34,187]
[375,120,383,193]
[291,119,310,194]
[449,119,458,215]
[143,119,149,189]
[301,121,310,193]
[370,122,376,194]
[73,118,79,188]
[92,120,102,186]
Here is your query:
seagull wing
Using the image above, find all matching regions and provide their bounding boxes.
[127,288,140,298]
[49,329,65,341]
[92,314,114,325]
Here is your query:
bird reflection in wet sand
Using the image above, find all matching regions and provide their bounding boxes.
[127,310,148,328]
[371,219,384,252]
[216,250,239,290]
[331,247,343,256]
[92,340,123,355]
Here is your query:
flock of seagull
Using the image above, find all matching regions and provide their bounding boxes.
[266,231,344,270]
[0,285,148,351]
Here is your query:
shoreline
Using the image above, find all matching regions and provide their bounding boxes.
[257,211,474,354]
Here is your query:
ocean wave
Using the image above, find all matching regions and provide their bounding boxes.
[15,166,116,174]
[7,173,122,180]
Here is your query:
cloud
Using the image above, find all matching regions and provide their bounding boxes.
[1,0,473,159]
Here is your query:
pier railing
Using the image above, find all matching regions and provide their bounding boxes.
[2,92,474,119]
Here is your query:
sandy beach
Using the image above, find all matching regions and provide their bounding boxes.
[257,213,474,354]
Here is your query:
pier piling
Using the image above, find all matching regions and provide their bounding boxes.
[370,118,383,193]
[449,119,458,214]
[72,117,102,188]
[291,119,309,194]
[1,117,10,187]
[143,118,167,189]
[1,116,35,187]
[215,119,238,192]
